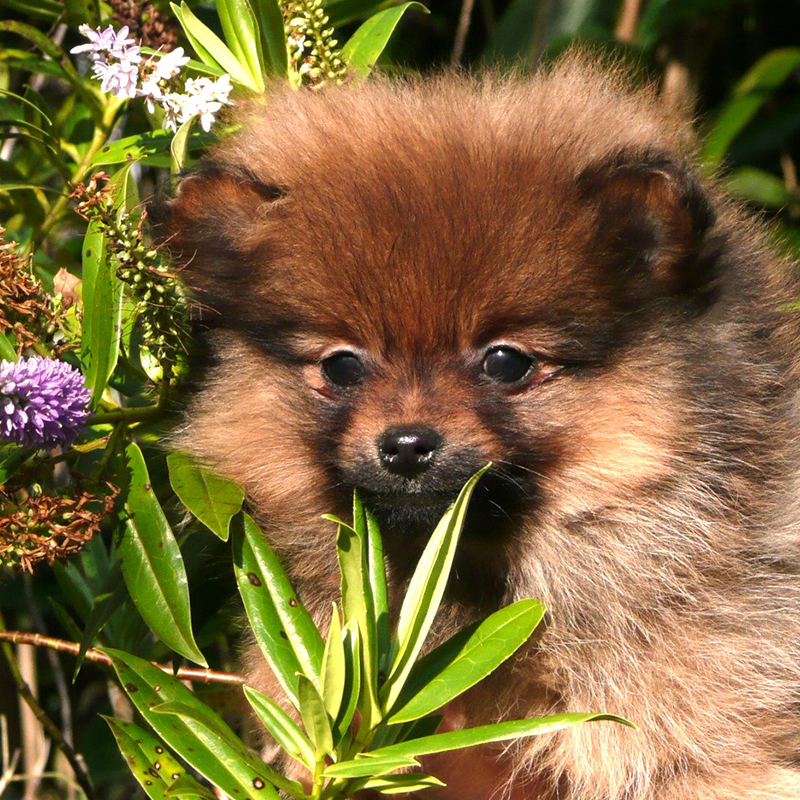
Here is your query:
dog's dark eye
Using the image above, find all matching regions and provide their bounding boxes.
[482,346,534,383]
[322,352,365,387]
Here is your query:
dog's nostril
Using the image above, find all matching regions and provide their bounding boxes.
[378,425,442,478]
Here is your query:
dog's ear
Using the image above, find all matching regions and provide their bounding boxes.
[149,164,287,320]
[577,149,717,298]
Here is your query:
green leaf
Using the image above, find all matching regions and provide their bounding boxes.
[232,513,324,704]
[330,512,380,728]
[701,49,800,166]
[105,650,290,800]
[341,2,428,78]
[167,452,244,540]
[380,465,490,712]
[249,0,289,77]
[297,674,334,756]
[0,88,53,126]
[358,494,390,668]
[351,773,446,794]
[217,0,265,89]
[243,686,316,769]
[725,167,799,211]
[322,755,420,779]
[0,0,61,19]
[80,219,122,406]
[170,117,195,175]
[170,1,259,90]
[321,603,346,720]
[367,713,634,761]
[333,620,361,742]
[0,331,17,362]
[104,716,191,800]
[164,774,217,799]
[120,443,207,666]
[90,129,215,168]
[0,444,26,486]
[388,599,545,723]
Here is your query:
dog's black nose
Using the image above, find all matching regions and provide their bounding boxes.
[378,426,442,478]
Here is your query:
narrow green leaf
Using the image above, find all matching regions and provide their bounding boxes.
[170,117,195,175]
[90,129,215,168]
[216,0,265,89]
[0,444,26,485]
[233,524,305,706]
[363,501,390,668]
[367,713,634,761]
[120,443,207,666]
[333,513,380,728]
[0,0,61,20]
[323,755,420,779]
[0,88,53,125]
[297,674,333,756]
[725,166,800,211]
[171,2,259,90]
[702,48,800,165]
[0,331,16,362]
[351,773,445,794]
[249,0,289,77]
[333,620,361,742]
[388,599,546,723]
[80,219,122,406]
[164,774,217,799]
[167,452,244,540]
[104,716,190,800]
[380,465,490,712]
[341,2,429,78]
[243,686,316,769]
[235,513,324,686]
[321,603,346,720]
[105,650,288,800]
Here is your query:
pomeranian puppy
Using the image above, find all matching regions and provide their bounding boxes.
[153,55,800,799]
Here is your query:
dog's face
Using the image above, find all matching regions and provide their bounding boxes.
[157,69,719,597]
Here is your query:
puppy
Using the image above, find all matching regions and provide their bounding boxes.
[154,54,800,799]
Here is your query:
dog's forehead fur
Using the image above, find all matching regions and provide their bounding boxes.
[180,59,692,352]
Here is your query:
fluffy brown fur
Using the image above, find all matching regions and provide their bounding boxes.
[153,54,800,799]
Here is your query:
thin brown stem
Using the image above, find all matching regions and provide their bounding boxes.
[0,631,245,686]
[451,0,477,65]
[615,0,643,42]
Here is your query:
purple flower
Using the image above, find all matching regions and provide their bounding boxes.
[0,357,91,449]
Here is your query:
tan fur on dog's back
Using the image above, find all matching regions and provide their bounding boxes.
[156,54,800,799]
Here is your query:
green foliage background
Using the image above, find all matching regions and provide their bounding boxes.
[0,0,799,797]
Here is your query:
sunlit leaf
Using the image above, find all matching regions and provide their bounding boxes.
[243,686,316,769]
[170,1,259,90]
[322,754,420,779]
[341,2,428,78]
[380,465,490,712]
[321,603,346,721]
[297,674,334,756]
[351,772,446,794]
[388,599,546,723]
[104,716,191,800]
[232,513,324,705]
[217,0,265,89]
[105,650,290,800]
[249,0,289,76]
[120,443,207,666]
[80,219,122,406]
[366,713,634,761]
[701,48,800,166]
[167,452,244,540]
